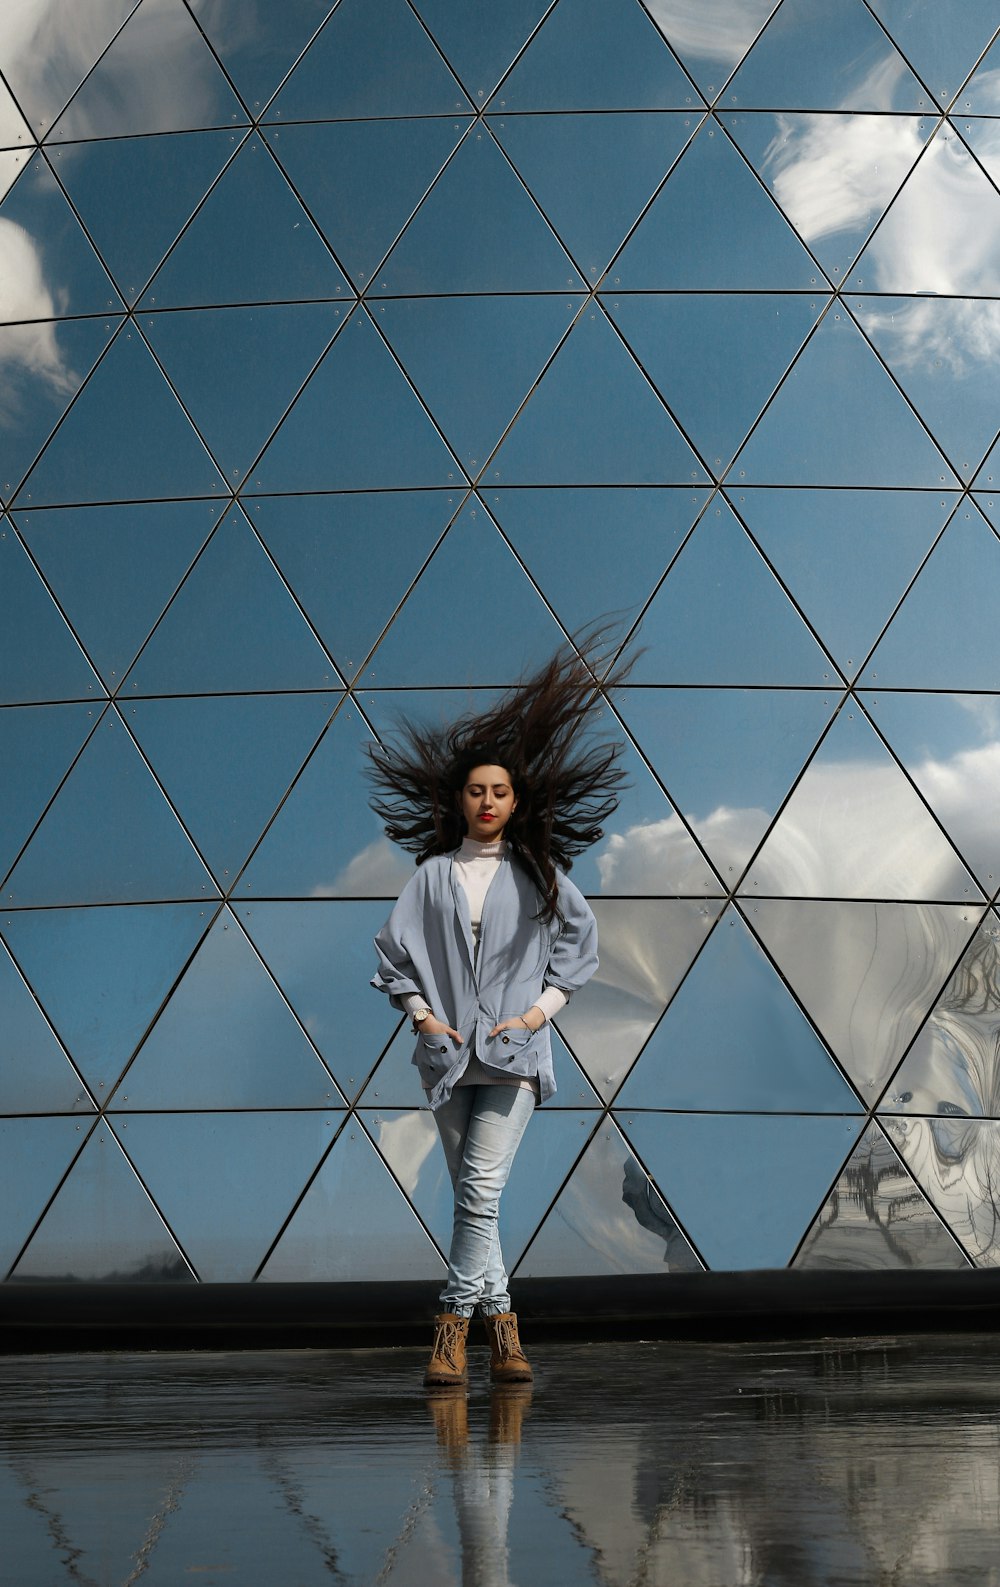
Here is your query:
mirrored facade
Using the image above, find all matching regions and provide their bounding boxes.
[2,0,999,1288]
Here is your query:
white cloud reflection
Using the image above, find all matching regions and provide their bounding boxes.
[0,215,77,416]
[644,0,776,69]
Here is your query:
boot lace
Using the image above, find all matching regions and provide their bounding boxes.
[431,1317,466,1370]
[492,1316,527,1362]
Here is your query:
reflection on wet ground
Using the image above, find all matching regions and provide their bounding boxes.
[2,1334,1000,1585]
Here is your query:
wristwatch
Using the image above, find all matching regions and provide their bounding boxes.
[411,1008,432,1031]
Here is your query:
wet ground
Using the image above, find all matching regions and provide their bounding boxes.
[1,1333,999,1586]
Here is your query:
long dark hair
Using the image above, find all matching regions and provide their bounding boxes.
[365,626,636,921]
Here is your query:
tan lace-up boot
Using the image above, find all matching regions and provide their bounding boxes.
[484,1311,533,1384]
[424,1313,470,1387]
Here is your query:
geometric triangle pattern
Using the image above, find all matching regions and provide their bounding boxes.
[10,0,1000,1294]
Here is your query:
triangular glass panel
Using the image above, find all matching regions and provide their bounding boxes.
[557,898,725,1100]
[492,111,694,279]
[2,902,209,1095]
[617,907,860,1112]
[113,1111,341,1280]
[252,310,459,492]
[490,309,708,483]
[630,501,834,683]
[375,127,584,295]
[732,306,956,486]
[854,296,1000,479]
[51,130,238,300]
[613,120,818,288]
[864,0,999,108]
[140,134,350,309]
[488,486,710,636]
[722,112,931,282]
[239,700,413,899]
[516,1117,703,1275]
[749,899,977,1106]
[978,437,1000,491]
[732,487,955,677]
[268,0,468,120]
[129,693,336,883]
[358,1021,427,1108]
[846,124,1000,294]
[497,0,696,110]
[10,1122,193,1282]
[619,687,836,875]
[741,705,978,901]
[360,1105,453,1255]
[265,118,468,291]
[0,1117,88,1277]
[1,150,120,317]
[883,1114,1000,1266]
[47,0,248,140]
[794,1120,968,1268]
[4,0,135,139]
[243,901,402,1099]
[117,910,339,1108]
[621,1110,864,1270]
[960,39,1000,112]
[882,910,1000,1119]
[0,940,90,1114]
[123,508,339,696]
[364,503,567,685]
[726,0,930,111]
[377,295,581,472]
[258,1122,445,1280]
[15,499,218,689]
[0,702,95,878]
[412,0,551,102]
[861,502,1000,689]
[0,73,34,151]
[143,302,344,484]
[0,146,28,205]
[250,490,456,680]
[643,0,779,101]
[0,318,118,502]
[865,692,1000,891]
[609,292,822,470]
[188,0,336,112]
[0,528,102,704]
[16,327,225,506]
[5,708,217,906]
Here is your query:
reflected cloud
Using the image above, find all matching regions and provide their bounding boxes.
[314,836,415,898]
[767,112,923,241]
[645,0,776,69]
[0,217,76,411]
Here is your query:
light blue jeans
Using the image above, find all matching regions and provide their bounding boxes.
[434,1084,536,1319]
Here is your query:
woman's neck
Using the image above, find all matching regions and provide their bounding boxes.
[459,835,506,858]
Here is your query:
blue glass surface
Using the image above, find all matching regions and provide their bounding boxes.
[129,693,337,882]
[645,0,778,100]
[251,491,456,680]
[741,706,978,901]
[375,126,584,295]
[2,0,136,139]
[0,317,118,502]
[616,907,860,1112]
[265,118,468,291]
[0,528,102,704]
[140,134,349,309]
[621,1111,864,1270]
[1,151,119,318]
[613,120,818,288]
[619,687,836,874]
[861,503,1000,689]
[492,112,694,280]
[630,500,834,684]
[252,310,459,492]
[732,307,956,486]
[496,0,697,110]
[16,326,226,506]
[733,488,955,676]
[258,1123,445,1281]
[123,508,338,696]
[113,1112,342,1280]
[0,703,94,879]
[5,708,218,907]
[47,0,248,140]
[2,903,211,1095]
[0,940,90,1114]
[16,500,218,689]
[0,1117,87,1277]
[188,0,336,111]
[609,292,822,469]
[411,0,552,101]
[491,308,708,484]
[961,39,1000,111]
[11,1123,194,1282]
[725,0,929,111]
[358,1021,424,1108]
[267,0,468,120]
[864,0,1000,106]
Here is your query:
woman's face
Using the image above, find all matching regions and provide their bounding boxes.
[460,764,518,843]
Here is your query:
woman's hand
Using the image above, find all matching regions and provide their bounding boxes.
[420,1014,462,1044]
[489,1007,545,1038]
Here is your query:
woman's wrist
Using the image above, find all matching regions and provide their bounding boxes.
[520,1006,545,1032]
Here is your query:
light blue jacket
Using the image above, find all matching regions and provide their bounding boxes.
[371,849,599,1108]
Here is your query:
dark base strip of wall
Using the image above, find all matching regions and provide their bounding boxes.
[2,1270,1000,1352]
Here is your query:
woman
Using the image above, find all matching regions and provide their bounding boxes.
[369,632,632,1387]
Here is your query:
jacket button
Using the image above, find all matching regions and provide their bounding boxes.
[501,1035,510,1044]
[439,1045,447,1053]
